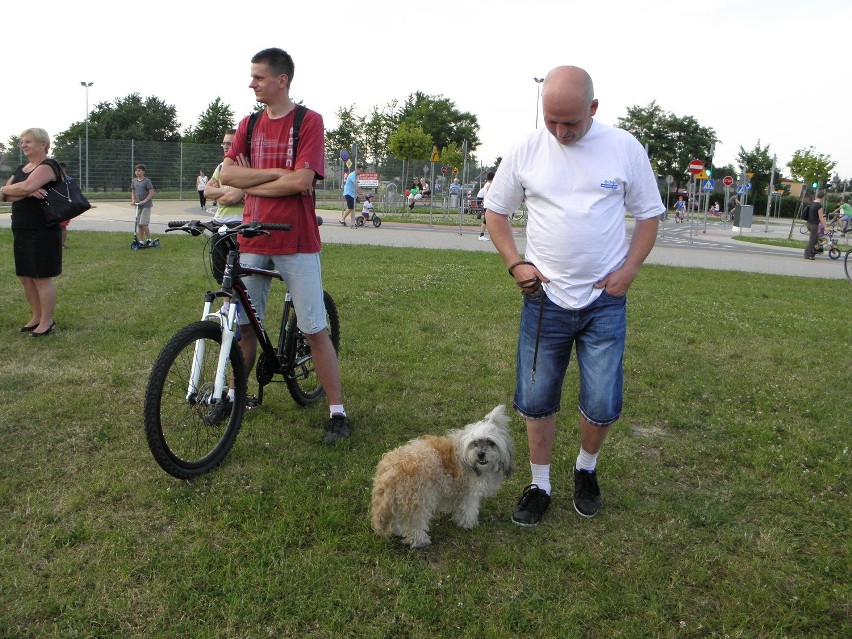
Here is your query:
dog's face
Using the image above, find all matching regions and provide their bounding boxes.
[456,405,514,478]
[462,436,510,476]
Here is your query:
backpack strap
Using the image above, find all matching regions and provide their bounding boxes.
[244,110,264,166]
[244,104,307,167]
[291,104,307,163]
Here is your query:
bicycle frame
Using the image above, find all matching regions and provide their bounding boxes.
[187,237,293,406]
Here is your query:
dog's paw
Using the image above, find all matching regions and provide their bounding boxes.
[404,532,431,548]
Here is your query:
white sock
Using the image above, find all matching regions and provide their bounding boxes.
[530,463,551,495]
[576,447,599,472]
[329,404,346,418]
[227,388,235,400]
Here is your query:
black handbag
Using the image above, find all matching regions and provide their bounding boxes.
[40,159,91,225]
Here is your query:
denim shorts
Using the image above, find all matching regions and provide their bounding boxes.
[514,288,626,426]
[239,252,327,334]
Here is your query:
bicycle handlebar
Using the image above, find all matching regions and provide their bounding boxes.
[165,220,292,237]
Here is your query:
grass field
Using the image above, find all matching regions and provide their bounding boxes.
[0,229,849,638]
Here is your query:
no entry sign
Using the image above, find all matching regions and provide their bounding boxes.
[688,159,704,175]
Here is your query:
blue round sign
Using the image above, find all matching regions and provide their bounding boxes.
[341,150,349,161]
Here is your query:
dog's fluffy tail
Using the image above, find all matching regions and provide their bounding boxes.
[370,482,394,536]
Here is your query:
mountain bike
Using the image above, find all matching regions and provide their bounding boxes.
[143,219,340,479]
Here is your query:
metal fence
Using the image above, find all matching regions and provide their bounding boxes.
[0,138,492,201]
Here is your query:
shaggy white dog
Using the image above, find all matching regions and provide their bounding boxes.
[370,405,514,548]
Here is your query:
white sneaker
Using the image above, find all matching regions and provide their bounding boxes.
[477,235,490,242]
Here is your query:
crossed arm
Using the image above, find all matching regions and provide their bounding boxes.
[220,155,314,198]
[0,164,55,202]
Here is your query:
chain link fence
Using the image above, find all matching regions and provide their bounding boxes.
[0,138,493,205]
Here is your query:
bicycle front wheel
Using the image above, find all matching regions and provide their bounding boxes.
[284,291,341,407]
[144,321,247,479]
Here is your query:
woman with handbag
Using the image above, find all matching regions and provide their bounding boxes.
[0,128,62,337]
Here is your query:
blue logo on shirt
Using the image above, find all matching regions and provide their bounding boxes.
[600,179,619,190]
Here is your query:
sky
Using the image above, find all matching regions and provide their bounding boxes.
[5,0,851,180]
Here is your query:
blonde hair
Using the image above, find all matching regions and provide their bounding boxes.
[19,128,51,153]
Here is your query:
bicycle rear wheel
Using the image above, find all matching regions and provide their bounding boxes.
[845,249,852,283]
[284,291,341,406]
[144,321,247,479]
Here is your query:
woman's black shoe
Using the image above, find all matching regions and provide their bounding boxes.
[29,322,56,338]
[19,324,39,333]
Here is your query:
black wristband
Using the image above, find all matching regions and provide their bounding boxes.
[508,260,533,276]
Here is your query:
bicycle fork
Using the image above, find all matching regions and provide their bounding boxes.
[186,293,239,405]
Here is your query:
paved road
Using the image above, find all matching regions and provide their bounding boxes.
[2,201,848,280]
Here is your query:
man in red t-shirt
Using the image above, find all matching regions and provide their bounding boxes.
[221,47,350,445]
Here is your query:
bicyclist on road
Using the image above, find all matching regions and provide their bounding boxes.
[674,195,685,222]
[220,47,351,445]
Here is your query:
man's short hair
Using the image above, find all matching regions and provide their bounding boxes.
[816,189,826,198]
[135,164,146,172]
[251,48,295,85]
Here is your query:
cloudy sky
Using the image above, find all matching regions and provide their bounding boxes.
[6,0,850,180]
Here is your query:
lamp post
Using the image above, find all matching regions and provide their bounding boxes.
[533,77,544,129]
[80,81,93,191]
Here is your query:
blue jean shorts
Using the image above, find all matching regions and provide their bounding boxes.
[239,252,327,335]
[513,288,626,426]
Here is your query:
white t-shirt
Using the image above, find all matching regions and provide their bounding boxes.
[362,200,373,214]
[485,120,664,309]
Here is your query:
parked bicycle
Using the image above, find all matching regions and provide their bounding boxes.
[143,219,340,479]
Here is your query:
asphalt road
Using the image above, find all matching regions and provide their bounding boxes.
[2,201,849,280]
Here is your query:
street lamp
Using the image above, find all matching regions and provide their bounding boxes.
[80,81,93,191]
[533,77,544,129]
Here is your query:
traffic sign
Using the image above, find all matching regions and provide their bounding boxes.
[697,170,710,180]
[688,159,704,175]
[702,179,715,192]
[723,175,734,187]
[452,167,459,175]
[431,146,440,163]
[441,166,447,174]
[737,184,752,194]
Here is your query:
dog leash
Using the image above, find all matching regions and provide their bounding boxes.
[508,261,545,384]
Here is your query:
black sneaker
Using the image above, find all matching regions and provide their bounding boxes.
[511,484,551,527]
[324,413,351,445]
[573,468,601,518]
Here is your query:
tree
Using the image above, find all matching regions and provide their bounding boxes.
[183,98,235,144]
[439,142,465,173]
[734,140,774,204]
[387,123,433,188]
[53,93,182,153]
[325,105,364,163]
[396,92,481,153]
[616,101,716,189]
[361,102,398,166]
[787,147,836,194]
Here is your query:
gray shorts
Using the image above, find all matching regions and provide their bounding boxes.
[239,252,327,334]
[136,205,152,225]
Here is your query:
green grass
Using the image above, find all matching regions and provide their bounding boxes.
[0,229,849,638]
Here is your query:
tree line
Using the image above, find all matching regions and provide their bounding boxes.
[1,93,842,205]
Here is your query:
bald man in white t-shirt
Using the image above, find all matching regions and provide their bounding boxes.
[485,65,664,527]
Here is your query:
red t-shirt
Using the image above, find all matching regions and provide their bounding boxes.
[227,107,325,255]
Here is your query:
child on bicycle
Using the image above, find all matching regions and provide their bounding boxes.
[674,195,685,220]
[361,193,374,223]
